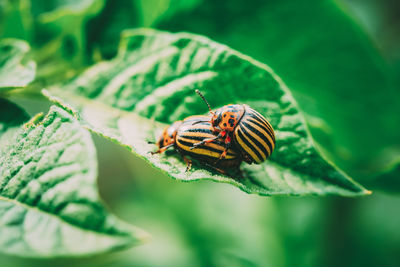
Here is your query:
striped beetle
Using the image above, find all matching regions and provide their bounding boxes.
[152,115,242,173]
[192,90,275,164]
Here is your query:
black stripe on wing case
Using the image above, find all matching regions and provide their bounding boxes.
[179,134,226,146]
[240,123,271,157]
[246,116,275,143]
[241,121,273,154]
[177,139,225,155]
[248,109,275,138]
[184,128,213,134]
[236,129,262,162]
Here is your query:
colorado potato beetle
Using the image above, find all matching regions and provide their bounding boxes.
[152,115,242,173]
[192,90,275,164]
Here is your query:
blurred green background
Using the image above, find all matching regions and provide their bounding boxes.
[1,0,400,266]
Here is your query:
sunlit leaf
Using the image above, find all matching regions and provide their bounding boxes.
[0,39,35,89]
[0,103,148,257]
[157,0,400,174]
[44,29,369,196]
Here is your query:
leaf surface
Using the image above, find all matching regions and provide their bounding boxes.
[44,29,369,196]
[0,39,36,89]
[0,103,148,257]
[157,0,400,175]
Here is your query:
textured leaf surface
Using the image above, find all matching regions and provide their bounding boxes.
[0,105,148,257]
[0,39,36,89]
[157,0,400,173]
[44,29,369,196]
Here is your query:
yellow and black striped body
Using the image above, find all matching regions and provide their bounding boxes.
[233,105,275,164]
[176,115,242,169]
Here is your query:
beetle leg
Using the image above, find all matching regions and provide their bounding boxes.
[190,131,225,149]
[218,135,232,160]
[203,163,228,175]
[219,150,228,159]
[182,155,192,172]
[212,167,228,175]
[217,147,230,161]
[214,149,228,166]
[190,136,219,149]
[212,125,222,133]
[192,120,209,125]
[150,144,174,154]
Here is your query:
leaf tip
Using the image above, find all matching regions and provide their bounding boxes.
[126,225,152,246]
[139,231,152,244]
[42,88,80,118]
[365,189,373,195]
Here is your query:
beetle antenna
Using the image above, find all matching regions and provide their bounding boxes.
[195,89,214,114]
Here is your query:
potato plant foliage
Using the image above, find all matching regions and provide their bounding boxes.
[44,29,367,197]
[0,100,148,257]
[1,0,399,263]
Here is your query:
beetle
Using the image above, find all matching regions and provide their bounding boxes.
[191,90,275,164]
[152,115,242,173]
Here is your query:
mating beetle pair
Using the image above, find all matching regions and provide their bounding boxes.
[152,115,241,173]
[152,90,275,173]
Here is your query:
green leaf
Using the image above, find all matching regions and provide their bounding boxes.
[0,103,148,257]
[44,29,369,196]
[0,39,36,89]
[157,0,400,174]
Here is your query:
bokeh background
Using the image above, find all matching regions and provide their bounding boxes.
[1,0,400,266]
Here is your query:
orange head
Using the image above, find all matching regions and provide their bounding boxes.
[195,89,244,133]
[211,105,245,132]
[156,121,182,149]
